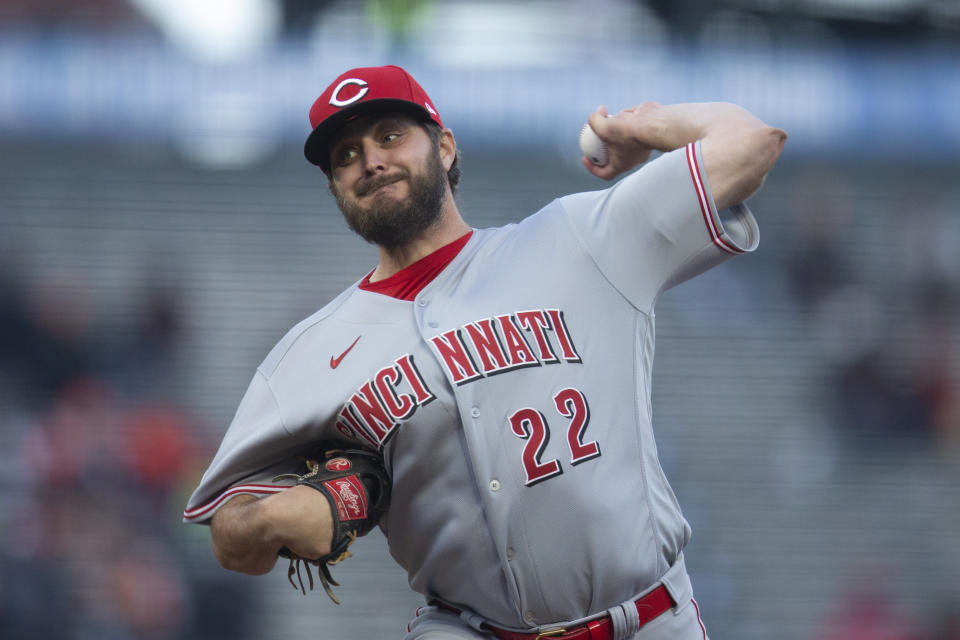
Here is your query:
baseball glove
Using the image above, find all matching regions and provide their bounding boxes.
[273,443,390,604]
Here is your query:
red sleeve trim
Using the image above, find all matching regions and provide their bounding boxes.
[686,143,743,256]
[183,483,293,521]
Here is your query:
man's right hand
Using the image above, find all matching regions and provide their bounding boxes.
[582,105,656,181]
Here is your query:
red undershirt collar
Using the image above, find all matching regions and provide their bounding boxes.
[359,231,473,301]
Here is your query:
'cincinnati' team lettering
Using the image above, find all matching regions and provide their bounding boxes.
[336,309,580,448]
[429,308,580,384]
[335,353,435,448]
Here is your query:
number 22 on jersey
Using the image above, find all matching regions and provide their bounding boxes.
[508,387,601,486]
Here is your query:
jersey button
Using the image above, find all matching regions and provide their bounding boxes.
[524,612,537,625]
[417,299,428,307]
[428,321,438,328]
[489,479,501,491]
[471,407,480,418]
[506,547,515,560]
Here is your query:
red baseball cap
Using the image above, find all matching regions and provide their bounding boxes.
[304,65,444,172]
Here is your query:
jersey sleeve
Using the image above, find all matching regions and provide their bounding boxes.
[182,370,307,524]
[561,141,759,311]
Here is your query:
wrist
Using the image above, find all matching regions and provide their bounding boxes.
[639,103,707,152]
[257,489,297,551]
[263,485,335,559]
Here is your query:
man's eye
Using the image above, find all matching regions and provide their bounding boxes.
[336,148,358,165]
[383,132,401,143]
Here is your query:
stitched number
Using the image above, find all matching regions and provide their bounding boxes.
[509,408,562,486]
[554,388,600,465]
[508,388,601,486]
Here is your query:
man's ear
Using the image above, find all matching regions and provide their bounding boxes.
[439,128,457,172]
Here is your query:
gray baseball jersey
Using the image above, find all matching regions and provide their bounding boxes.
[184,142,759,630]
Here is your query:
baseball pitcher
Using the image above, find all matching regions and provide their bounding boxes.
[184,65,786,639]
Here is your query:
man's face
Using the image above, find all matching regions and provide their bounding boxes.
[328,113,448,249]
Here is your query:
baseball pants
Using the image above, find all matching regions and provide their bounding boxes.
[404,555,709,640]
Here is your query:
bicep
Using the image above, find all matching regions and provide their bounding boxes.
[700,120,786,210]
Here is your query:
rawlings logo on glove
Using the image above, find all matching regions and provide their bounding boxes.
[324,477,367,521]
[273,443,391,604]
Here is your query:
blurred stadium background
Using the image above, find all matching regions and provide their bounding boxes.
[1,0,959,638]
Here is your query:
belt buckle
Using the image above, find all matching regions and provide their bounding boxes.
[535,628,567,639]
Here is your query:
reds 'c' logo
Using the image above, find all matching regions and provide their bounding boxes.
[329,78,368,107]
[326,457,352,472]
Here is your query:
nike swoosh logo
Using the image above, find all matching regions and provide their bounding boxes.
[330,336,362,369]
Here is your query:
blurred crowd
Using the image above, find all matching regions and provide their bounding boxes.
[780,168,960,454]
[0,271,257,640]
[780,169,960,640]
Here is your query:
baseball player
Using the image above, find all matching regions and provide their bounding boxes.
[184,65,786,639]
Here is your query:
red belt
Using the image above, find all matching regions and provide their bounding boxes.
[433,584,674,640]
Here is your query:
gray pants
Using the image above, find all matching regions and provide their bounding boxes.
[404,555,709,640]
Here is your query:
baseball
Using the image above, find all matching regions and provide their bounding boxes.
[579,123,609,166]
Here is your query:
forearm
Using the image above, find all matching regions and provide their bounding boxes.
[629,102,767,153]
[586,102,786,207]
[210,486,334,575]
[210,495,282,575]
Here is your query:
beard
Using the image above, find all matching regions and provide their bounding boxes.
[333,149,448,250]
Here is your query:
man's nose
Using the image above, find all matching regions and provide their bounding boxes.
[361,139,387,174]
